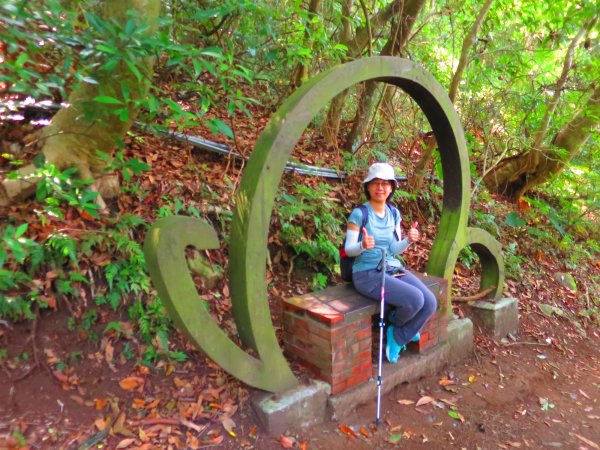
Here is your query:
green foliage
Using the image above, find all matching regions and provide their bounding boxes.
[99,150,151,183]
[471,209,500,235]
[23,163,101,220]
[0,0,259,139]
[128,296,186,364]
[0,160,185,364]
[276,182,344,276]
[0,224,44,320]
[505,212,526,228]
[503,241,525,279]
[311,272,328,291]
[458,245,478,270]
[68,309,99,340]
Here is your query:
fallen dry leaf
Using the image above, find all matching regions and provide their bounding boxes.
[201,433,224,446]
[248,425,257,439]
[112,412,135,438]
[173,376,189,389]
[570,432,599,449]
[70,395,91,406]
[396,399,415,405]
[279,435,295,448]
[115,437,135,449]
[105,341,115,367]
[179,418,206,433]
[448,411,465,422]
[579,389,591,400]
[119,376,144,391]
[416,396,434,407]
[146,398,160,409]
[95,418,107,432]
[339,424,359,438]
[221,417,237,437]
[440,398,458,408]
[438,377,455,386]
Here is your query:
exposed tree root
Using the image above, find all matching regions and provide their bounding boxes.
[451,286,495,303]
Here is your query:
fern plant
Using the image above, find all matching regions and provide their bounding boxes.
[276,182,344,274]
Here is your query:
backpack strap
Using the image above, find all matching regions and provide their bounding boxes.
[387,204,401,241]
[357,204,369,241]
[343,204,370,247]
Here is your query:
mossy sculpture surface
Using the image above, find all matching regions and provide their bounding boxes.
[144,57,504,393]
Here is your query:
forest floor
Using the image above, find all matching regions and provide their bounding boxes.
[1,102,599,450]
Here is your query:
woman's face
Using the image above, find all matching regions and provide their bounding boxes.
[367,178,393,202]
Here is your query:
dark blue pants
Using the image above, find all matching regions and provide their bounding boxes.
[353,269,437,346]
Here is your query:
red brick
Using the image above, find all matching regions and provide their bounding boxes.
[332,348,348,361]
[330,372,350,387]
[288,324,309,341]
[356,327,371,340]
[307,332,332,351]
[346,372,370,389]
[283,301,308,316]
[358,338,372,352]
[306,305,344,325]
[282,313,294,328]
[348,350,371,366]
[332,359,351,373]
[332,338,350,352]
[284,342,308,361]
[351,360,372,376]
[307,321,332,339]
[290,315,309,329]
[330,321,359,339]
[331,380,347,395]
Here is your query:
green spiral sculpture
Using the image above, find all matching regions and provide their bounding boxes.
[144,57,504,393]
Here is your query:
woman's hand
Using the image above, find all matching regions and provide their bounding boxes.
[407,227,420,243]
[362,227,375,249]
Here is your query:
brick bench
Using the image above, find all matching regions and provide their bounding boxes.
[282,274,449,395]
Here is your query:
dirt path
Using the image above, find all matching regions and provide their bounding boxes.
[1,312,598,450]
[281,333,600,450]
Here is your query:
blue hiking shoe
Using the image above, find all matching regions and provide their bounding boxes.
[388,310,420,342]
[386,326,405,364]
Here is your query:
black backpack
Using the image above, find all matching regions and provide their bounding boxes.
[339,204,400,282]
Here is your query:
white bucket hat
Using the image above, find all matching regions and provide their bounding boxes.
[363,162,397,187]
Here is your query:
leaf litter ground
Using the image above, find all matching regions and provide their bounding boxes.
[1,105,599,449]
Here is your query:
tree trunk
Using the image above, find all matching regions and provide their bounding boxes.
[529,18,595,151]
[1,0,160,206]
[448,0,494,103]
[291,0,321,88]
[321,0,406,147]
[483,84,600,199]
[408,132,437,190]
[409,0,492,191]
[482,18,598,200]
[321,0,352,147]
[344,0,425,154]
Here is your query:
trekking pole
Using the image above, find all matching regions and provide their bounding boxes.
[375,248,387,426]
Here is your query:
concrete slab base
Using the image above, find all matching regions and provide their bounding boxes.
[467,297,518,338]
[446,318,474,365]
[329,342,450,421]
[250,379,331,435]
[251,318,477,432]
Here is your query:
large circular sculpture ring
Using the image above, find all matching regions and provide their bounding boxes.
[229,57,504,359]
